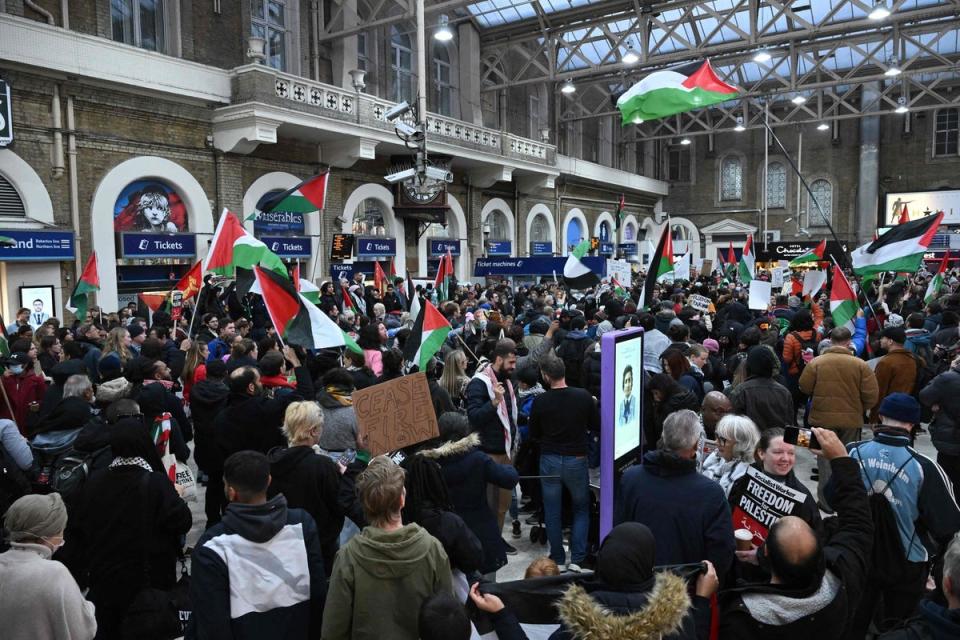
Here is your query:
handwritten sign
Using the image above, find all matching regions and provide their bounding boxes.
[688,294,712,313]
[729,465,808,545]
[353,372,439,455]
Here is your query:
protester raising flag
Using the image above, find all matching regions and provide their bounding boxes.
[250,172,330,219]
[925,251,950,305]
[204,209,287,277]
[402,299,451,371]
[851,212,943,277]
[173,261,203,301]
[563,239,602,289]
[641,225,675,310]
[738,235,755,283]
[788,239,826,268]
[254,266,361,353]
[830,265,860,332]
[66,252,100,321]
[616,59,738,125]
[434,250,454,301]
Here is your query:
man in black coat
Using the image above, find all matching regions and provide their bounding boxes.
[190,359,230,526]
[719,427,871,640]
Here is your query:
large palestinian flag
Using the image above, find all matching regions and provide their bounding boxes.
[851,212,943,277]
[616,59,738,125]
[641,225,674,310]
[434,249,455,301]
[254,266,360,353]
[402,299,451,371]
[789,239,826,268]
[253,172,329,215]
[738,235,755,284]
[563,239,601,289]
[205,209,287,277]
[830,265,859,332]
[66,252,100,321]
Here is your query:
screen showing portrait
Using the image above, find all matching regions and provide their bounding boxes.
[613,335,642,460]
[19,285,55,328]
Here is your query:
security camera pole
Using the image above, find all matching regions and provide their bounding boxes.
[416,0,428,180]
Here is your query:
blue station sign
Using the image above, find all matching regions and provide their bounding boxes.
[262,235,311,259]
[486,241,512,256]
[429,239,461,256]
[356,236,396,257]
[474,256,606,277]
[121,233,195,259]
[600,242,616,255]
[0,229,74,261]
[618,242,638,256]
[530,242,553,256]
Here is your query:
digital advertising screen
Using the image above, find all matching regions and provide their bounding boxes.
[613,336,642,460]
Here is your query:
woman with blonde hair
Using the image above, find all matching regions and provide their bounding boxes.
[180,339,208,405]
[268,401,361,574]
[700,414,760,495]
[439,350,470,407]
[98,327,132,378]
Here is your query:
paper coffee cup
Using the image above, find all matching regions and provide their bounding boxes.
[735,528,754,551]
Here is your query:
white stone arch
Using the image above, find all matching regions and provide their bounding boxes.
[561,208,589,255]
[418,193,470,281]
[241,171,323,281]
[620,214,639,243]
[340,182,406,271]
[481,198,516,246]
[90,156,213,312]
[524,203,556,254]
[668,216,702,262]
[0,149,54,227]
[594,211,615,243]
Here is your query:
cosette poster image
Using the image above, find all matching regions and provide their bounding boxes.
[113,180,189,233]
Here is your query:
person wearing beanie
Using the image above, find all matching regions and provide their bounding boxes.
[0,494,97,640]
[838,392,960,639]
[870,326,919,423]
[726,345,795,434]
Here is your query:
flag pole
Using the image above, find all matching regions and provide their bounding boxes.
[831,255,880,322]
[186,282,205,338]
[456,333,480,363]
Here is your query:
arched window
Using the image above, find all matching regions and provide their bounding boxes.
[487,210,509,240]
[599,221,611,243]
[671,224,689,241]
[530,214,550,243]
[391,26,414,104]
[433,44,453,116]
[352,199,387,236]
[0,174,25,217]
[809,180,833,227]
[720,156,743,201]
[567,218,583,251]
[935,108,959,157]
[767,162,786,208]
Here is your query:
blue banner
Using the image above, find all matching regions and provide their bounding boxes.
[600,242,615,255]
[474,256,606,277]
[486,241,512,256]
[618,242,638,256]
[356,237,396,257]
[330,261,393,283]
[262,235,311,258]
[429,239,461,256]
[530,242,553,256]
[120,233,195,258]
[0,229,74,261]
[253,210,305,235]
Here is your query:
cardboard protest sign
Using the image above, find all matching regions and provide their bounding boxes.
[771,268,785,288]
[729,466,808,545]
[606,258,631,287]
[689,294,712,313]
[748,280,772,310]
[353,372,440,456]
[701,259,712,276]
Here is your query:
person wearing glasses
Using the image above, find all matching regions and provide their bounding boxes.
[700,414,760,496]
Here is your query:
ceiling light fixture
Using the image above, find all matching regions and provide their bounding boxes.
[869,0,890,21]
[680,137,691,145]
[885,59,902,76]
[734,116,745,132]
[753,49,772,63]
[632,116,644,124]
[561,79,576,94]
[622,42,640,65]
[895,97,909,114]
[817,123,830,131]
[434,15,454,41]
[791,94,807,105]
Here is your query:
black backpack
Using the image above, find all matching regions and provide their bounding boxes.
[49,446,112,501]
[855,444,916,588]
[789,332,819,373]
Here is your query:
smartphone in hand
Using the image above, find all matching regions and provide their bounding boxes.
[784,426,820,450]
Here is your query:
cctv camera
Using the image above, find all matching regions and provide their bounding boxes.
[384,167,417,184]
[385,102,411,122]
[425,166,453,183]
[394,121,419,137]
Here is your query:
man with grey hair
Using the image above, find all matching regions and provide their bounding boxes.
[28,374,95,437]
[62,374,93,401]
[878,532,960,638]
[616,409,735,578]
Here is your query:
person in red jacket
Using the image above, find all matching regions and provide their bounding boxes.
[1,352,48,435]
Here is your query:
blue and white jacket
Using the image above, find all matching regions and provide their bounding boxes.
[845,430,960,562]
[187,494,327,640]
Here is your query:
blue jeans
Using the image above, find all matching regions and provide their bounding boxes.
[539,453,589,565]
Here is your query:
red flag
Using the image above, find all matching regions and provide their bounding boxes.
[254,266,302,338]
[78,252,100,289]
[341,285,355,311]
[898,204,910,225]
[173,261,203,301]
[292,263,301,293]
[727,241,736,266]
[374,261,387,295]
[389,257,397,279]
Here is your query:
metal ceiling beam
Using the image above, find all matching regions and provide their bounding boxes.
[318,0,480,42]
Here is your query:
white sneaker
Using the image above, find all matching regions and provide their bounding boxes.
[565,563,582,573]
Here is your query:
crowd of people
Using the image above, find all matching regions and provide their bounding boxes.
[1,265,960,640]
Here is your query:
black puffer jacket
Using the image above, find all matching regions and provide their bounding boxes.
[920,368,960,456]
[726,377,796,433]
[189,378,229,473]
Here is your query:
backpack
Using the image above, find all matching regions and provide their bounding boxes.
[789,332,819,372]
[49,445,112,501]
[855,444,916,588]
[910,352,939,422]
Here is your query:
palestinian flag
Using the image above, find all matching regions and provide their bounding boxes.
[402,299,451,371]
[253,172,329,216]
[738,235,755,283]
[830,265,859,332]
[789,239,826,268]
[66,252,100,321]
[851,212,943,278]
[616,59,738,125]
[205,209,287,277]
[139,292,170,313]
[614,194,626,232]
[173,261,203,301]
[563,239,601,289]
[722,241,738,279]
[254,266,361,353]
[641,225,674,310]
[925,251,950,305]
[299,278,321,305]
[434,249,454,301]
